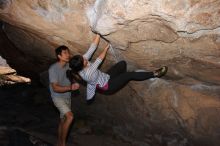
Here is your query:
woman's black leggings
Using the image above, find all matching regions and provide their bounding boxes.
[101,61,154,94]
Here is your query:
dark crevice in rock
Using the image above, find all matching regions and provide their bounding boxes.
[177,25,220,37]
[0,21,55,79]
[0,22,27,57]
[0,0,10,10]
[128,36,179,47]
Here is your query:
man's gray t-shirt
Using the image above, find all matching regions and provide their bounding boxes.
[48,62,71,98]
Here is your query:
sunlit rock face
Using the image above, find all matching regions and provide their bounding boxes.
[0,0,220,145]
[0,56,30,86]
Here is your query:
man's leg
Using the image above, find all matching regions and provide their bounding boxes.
[60,111,73,146]
[57,118,64,146]
[52,97,72,146]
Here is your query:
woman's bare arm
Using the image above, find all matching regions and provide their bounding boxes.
[93,34,100,45]
[83,34,101,60]
[98,44,110,60]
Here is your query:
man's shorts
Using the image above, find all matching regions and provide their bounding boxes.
[52,97,71,119]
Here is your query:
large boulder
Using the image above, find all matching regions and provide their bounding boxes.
[0,0,220,145]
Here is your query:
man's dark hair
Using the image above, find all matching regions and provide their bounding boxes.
[55,45,69,60]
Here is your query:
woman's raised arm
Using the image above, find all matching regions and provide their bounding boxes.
[93,34,100,45]
[83,34,100,60]
[98,44,110,60]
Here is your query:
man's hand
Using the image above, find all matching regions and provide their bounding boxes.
[71,83,80,91]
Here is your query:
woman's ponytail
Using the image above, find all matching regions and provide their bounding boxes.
[69,55,86,85]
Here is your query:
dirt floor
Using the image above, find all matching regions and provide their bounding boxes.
[0,84,133,146]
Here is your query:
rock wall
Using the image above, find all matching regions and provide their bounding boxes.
[0,0,220,145]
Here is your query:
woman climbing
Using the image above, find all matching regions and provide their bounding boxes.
[69,34,168,103]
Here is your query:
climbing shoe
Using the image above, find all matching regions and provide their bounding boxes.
[154,66,168,78]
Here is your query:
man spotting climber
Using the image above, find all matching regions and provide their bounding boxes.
[49,45,79,146]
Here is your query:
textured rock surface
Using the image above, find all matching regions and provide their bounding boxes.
[0,0,220,145]
[0,56,30,86]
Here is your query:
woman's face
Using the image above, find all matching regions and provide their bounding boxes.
[83,57,88,67]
